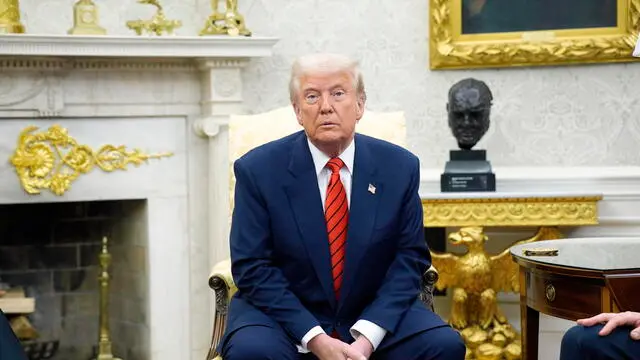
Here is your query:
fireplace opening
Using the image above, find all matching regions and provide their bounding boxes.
[0,200,149,360]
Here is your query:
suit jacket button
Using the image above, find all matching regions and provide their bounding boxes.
[336,321,342,327]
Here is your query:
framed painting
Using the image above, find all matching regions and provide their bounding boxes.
[429,0,640,69]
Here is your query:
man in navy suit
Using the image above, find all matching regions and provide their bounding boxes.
[560,311,640,359]
[219,53,465,360]
[0,309,28,360]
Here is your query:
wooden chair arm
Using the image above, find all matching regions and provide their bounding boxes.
[206,259,236,360]
[420,265,439,311]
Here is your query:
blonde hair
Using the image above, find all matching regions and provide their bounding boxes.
[289,53,366,104]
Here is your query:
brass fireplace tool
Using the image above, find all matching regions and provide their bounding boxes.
[94,236,122,360]
[0,0,25,33]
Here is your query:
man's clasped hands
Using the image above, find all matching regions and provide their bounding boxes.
[307,332,373,360]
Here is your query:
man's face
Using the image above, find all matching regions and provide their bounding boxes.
[447,87,491,150]
[293,71,363,154]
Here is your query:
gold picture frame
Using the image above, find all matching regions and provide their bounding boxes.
[429,0,640,69]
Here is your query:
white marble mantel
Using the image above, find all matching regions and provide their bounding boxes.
[0,34,277,58]
[0,34,278,360]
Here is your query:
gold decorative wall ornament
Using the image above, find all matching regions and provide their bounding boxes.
[94,236,122,360]
[429,0,640,69]
[431,226,562,360]
[0,0,25,34]
[126,0,182,36]
[199,0,251,36]
[9,125,173,196]
[68,0,106,35]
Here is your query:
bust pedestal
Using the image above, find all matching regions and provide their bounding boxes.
[441,149,496,192]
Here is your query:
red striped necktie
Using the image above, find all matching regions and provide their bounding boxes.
[324,157,348,300]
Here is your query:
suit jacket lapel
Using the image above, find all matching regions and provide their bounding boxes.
[284,132,337,308]
[339,134,382,307]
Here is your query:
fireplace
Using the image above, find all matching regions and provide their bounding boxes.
[0,34,278,360]
[0,200,148,359]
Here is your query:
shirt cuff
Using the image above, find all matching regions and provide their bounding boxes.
[300,326,325,351]
[350,320,387,351]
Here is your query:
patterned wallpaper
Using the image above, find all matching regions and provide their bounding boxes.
[21,0,640,167]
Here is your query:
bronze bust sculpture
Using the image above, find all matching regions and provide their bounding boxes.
[441,78,496,192]
[447,78,493,151]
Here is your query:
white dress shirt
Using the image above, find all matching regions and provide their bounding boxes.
[296,137,387,353]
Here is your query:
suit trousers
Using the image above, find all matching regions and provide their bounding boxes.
[0,310,28,360]
[221,323,465,360]
[560,324,640,360]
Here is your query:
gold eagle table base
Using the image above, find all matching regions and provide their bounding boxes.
[422,194,602,360]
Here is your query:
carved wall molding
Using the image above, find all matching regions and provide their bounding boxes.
[0,35,277,121]
[0,71,65,117]
[0,75,46,107]
[0,57,198,71]
[71,59,195,71]
[0,34,278,58]
[197,59,250,69]
[0,57,253,72]
[193,116,229,138]
[0,58,69,70]
[212,68,242,98]
[0,34,272,73]
[42,74,64,117]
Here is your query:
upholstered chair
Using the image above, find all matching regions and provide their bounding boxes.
[206,106,439,360]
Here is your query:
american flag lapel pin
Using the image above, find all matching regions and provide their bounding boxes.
[368,183,376,194]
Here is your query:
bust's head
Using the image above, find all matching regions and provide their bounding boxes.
[446,78,492,150]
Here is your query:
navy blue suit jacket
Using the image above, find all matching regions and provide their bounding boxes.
[220,131,446,351]
[0,310,28,360]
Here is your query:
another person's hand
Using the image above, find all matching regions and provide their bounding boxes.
[348,336,374,359]
[577,311,640,340]
[308,334,367,360]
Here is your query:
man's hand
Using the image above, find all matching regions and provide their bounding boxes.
[577,311,640,340]
[348,336,374,359]
[307,334,367,360]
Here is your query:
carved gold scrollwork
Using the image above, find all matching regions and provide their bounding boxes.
[423,196,601,227]
[429,0,640,69]
[9,124,173,196]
